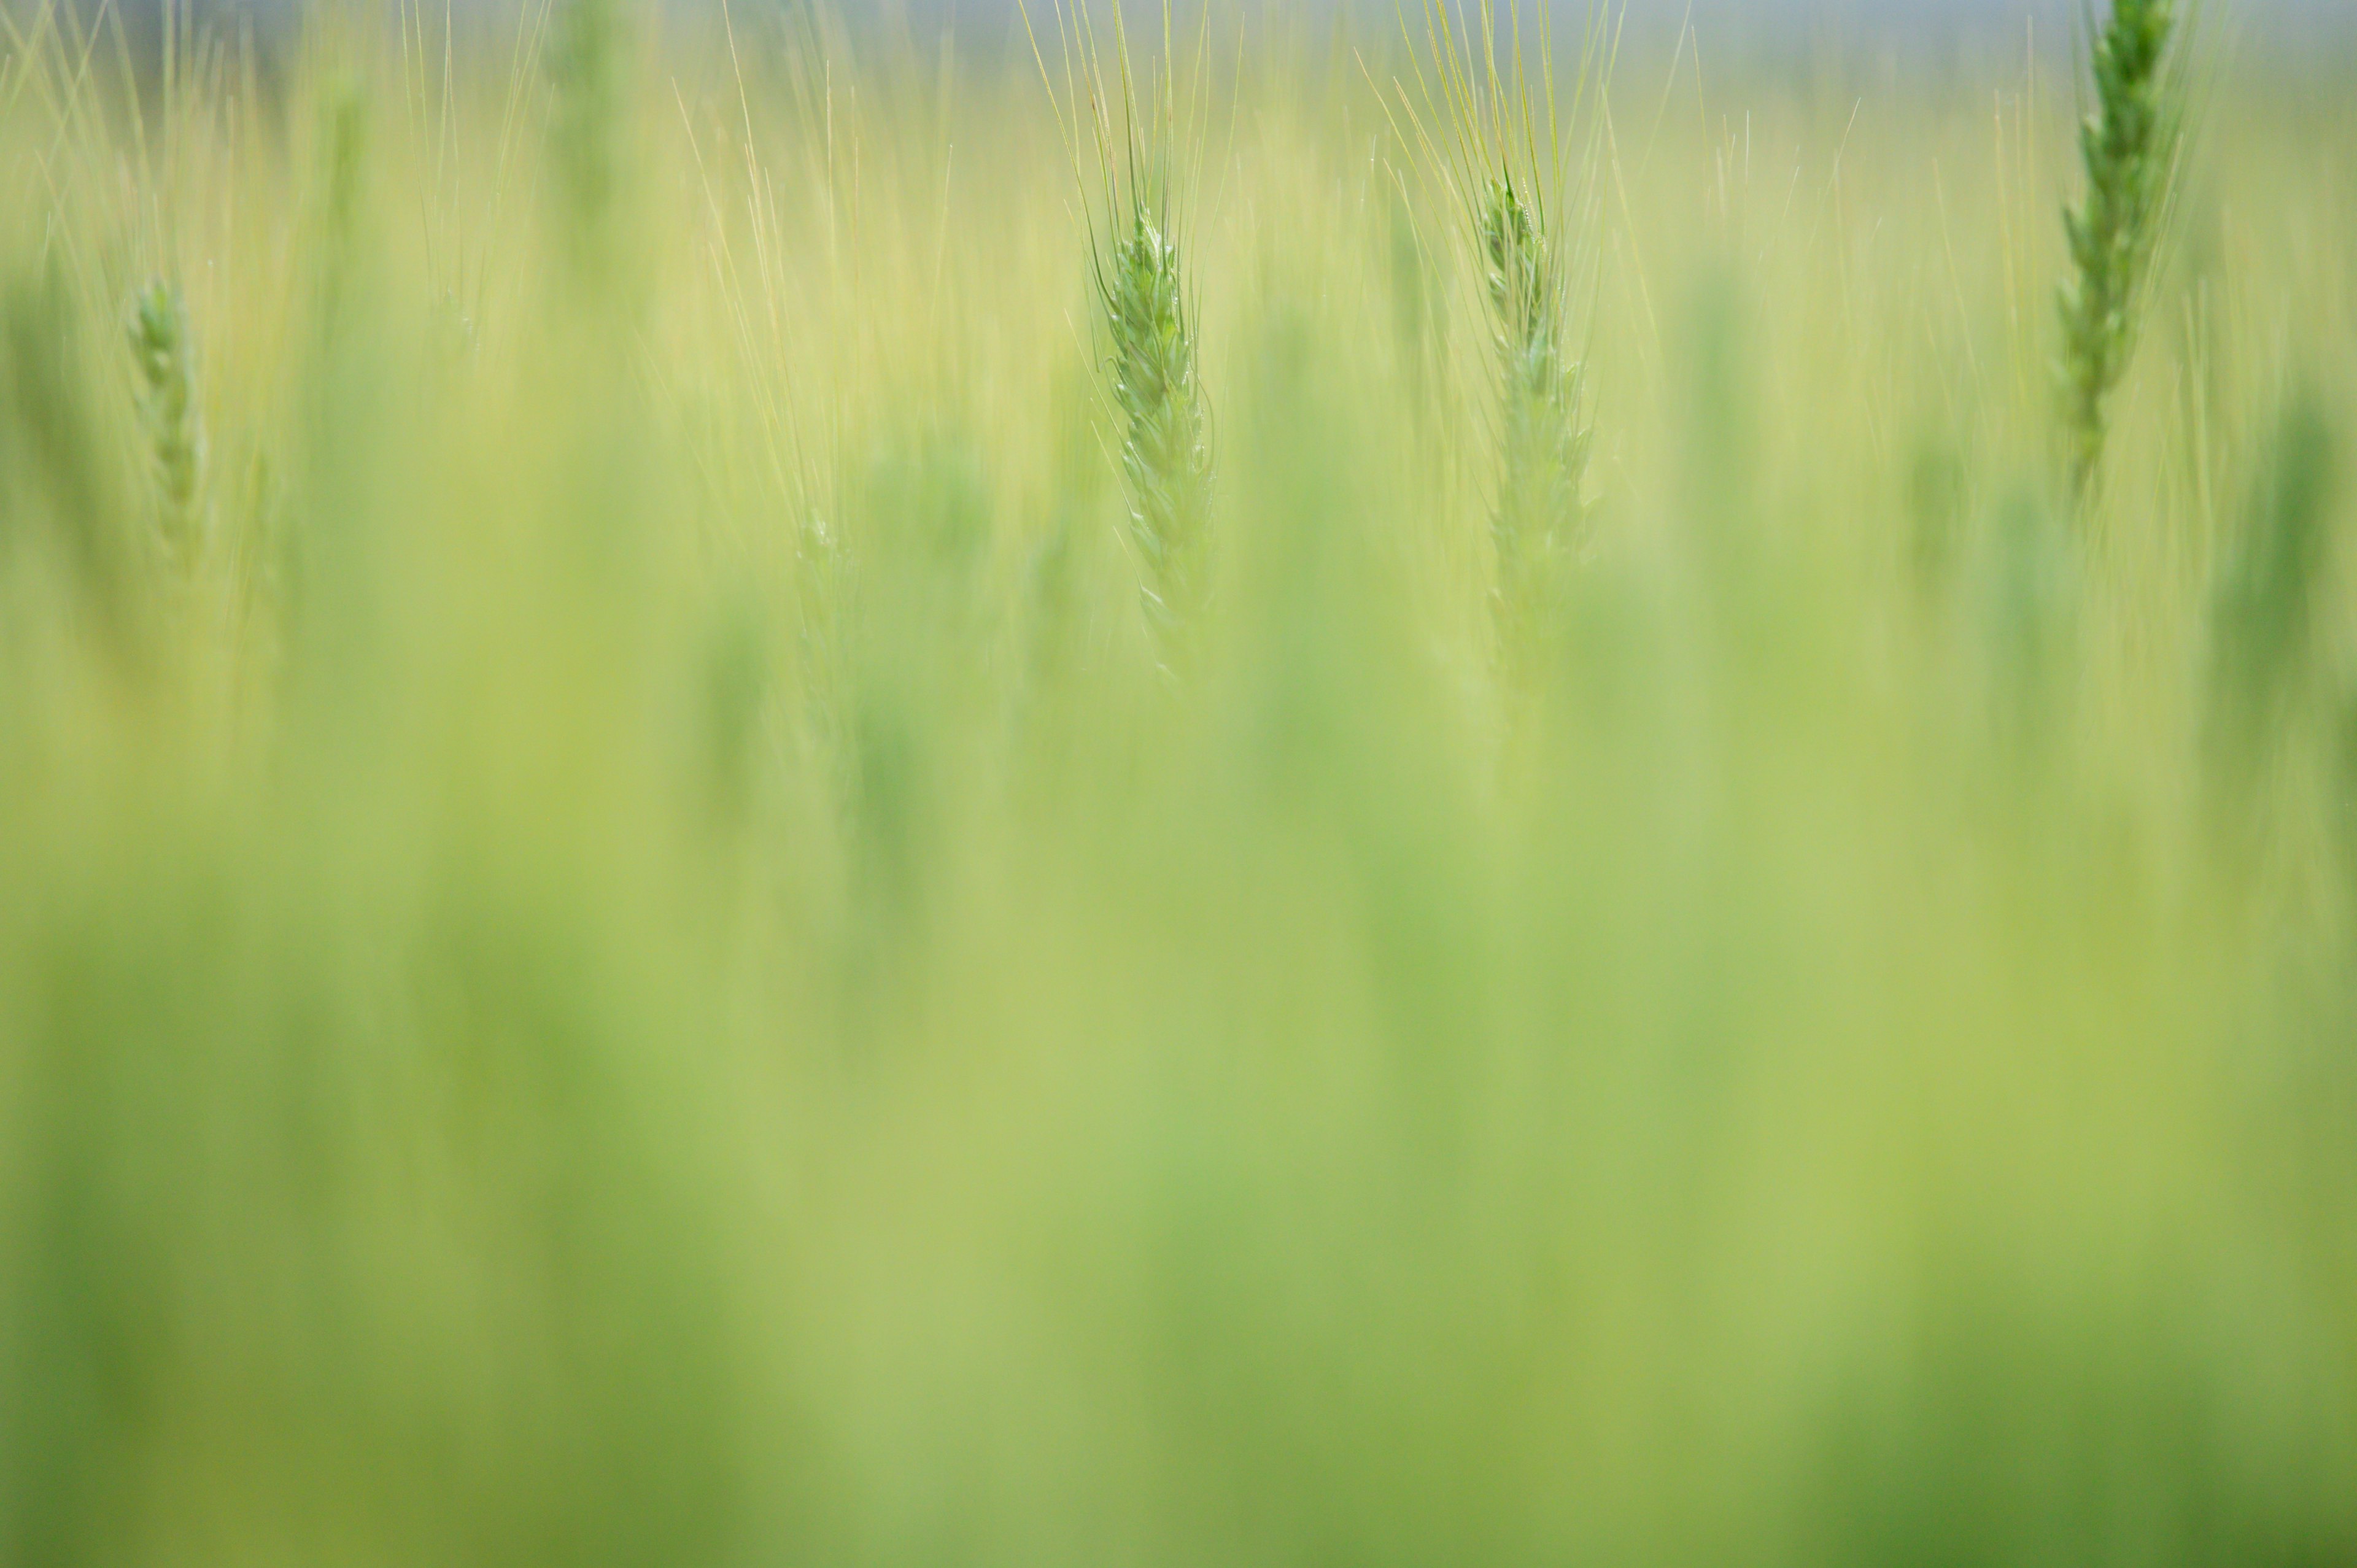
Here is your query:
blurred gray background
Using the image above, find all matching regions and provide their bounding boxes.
[902,1,2343,31]
[140,0,2357,68]
[884,0,2350,55]
[961,0,2338,46]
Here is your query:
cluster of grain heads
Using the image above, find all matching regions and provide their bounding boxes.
[2058,0,2188,502]
[1102,204,1213,676]
[125,280,204,576]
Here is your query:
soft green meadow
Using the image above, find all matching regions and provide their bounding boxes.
[3,1,2356,1562]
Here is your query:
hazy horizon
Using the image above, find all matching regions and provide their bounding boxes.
[140,0,2357,52]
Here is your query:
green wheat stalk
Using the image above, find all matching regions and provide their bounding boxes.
[1387,0,1608,679]
[549,0,624,277]
[2057,0,2193,502]
[1102,202,1212,670]
[2204,393,2334,811]
[5,265,144,670]
[1481,171,1588,647]
[126,279,204,575]
[1021,0,1213,680]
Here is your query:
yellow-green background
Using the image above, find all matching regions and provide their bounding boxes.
[2,4,2354,1562]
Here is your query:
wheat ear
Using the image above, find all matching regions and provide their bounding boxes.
[2058,0,2188,501]
[1021,0,1214,681]
[126,279,204,574]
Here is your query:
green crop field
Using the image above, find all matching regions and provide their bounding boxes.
[3,0,2355,1561]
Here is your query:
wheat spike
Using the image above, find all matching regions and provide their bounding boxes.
[126,279,204,575]
[2058,0,2187,501]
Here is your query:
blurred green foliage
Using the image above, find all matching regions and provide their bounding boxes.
[1,6,2355,1566]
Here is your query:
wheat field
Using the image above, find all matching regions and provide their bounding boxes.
[2,0,2355,1562]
